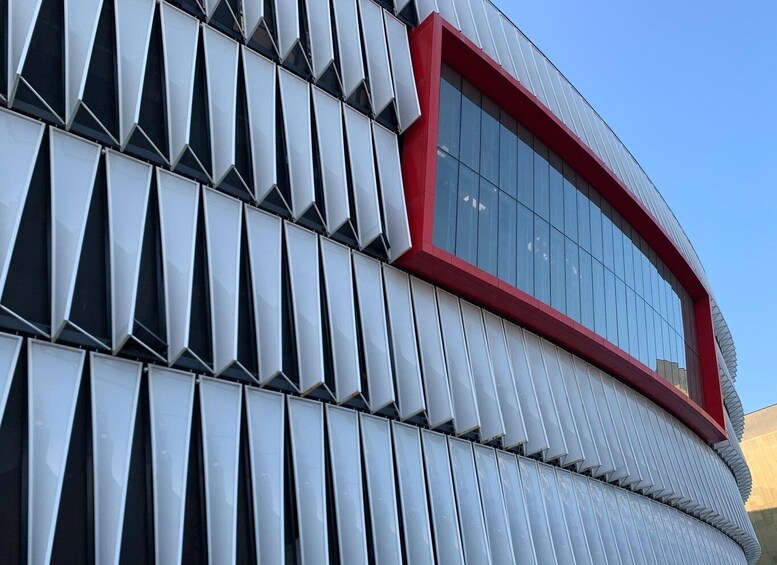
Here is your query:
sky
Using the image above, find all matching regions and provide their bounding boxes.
[499,0,777,414]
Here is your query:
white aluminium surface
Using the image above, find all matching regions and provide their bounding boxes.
[64,0,103,126]
[0,333,21,427]
[242,48,277,202]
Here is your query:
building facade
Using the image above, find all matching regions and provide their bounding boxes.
[742,405,777,563]
[0,0,759,563]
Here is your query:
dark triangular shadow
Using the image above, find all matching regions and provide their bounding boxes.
[296,203,327,233]
[315,62,344,99]
[209,0,242,39]
[175,145,213,184]
[362,234,390,262]
[258,185,293,218]
[217,167,254,203]
[376,101,400,132]
[280,41,313,80]
[346,81,373,116]
[329,220,359,248]
[124,125,169,167]
[397,1,419,27]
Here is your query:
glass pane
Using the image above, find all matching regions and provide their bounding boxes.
[480,96,500,184]
[477,179,499,276]
[460,80,481,171]
[616,278,628,352]
[549,151,564,230]
[455,164,479,265]
[565,238,580,323]
[439,66,461,158]
[604,269,617,344]
[533,140,550,221]
[499,114,518,199]
[433,150,459,253]
[579,250,594,331]
[563,163,577,238]
[589,191,603,262]
[517,204,534,295]
[534,217,550,305]
[576,180,590,253]
[516,125,533,208]
[550,227,566,313]
[498,192,517,286]
[593,260,607,337]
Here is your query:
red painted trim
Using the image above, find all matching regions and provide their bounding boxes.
[399,14,726,444]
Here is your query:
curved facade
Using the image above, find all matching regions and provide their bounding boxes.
[0,0,758,563]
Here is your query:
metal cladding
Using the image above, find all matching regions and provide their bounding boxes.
[0,0,757,564]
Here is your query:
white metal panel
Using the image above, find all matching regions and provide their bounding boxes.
[414,0,437,22]
[573,356,614,476]
[203,27,239,184]
[587,479,621,565]
[538,463,575,564]
[503,322,547,455]
[279,68,316,219]
[0,109,44,294]
[199,378,242,565]
[392,422,434,565]
[410,278,454,428]
[64,0,104,125]
[383,13,421,131]
[372,123,412,261]
[460,302,504,442]
[361,415,403,565]
[90,353,142,565]
[484,0,514,75]
[114,0,155,146]
[242,48,277,202]
[557,350,598,472]
[106,151,152,351]
[570,473,608,564]
[518,457,558,565]
[343,106,383,248]
[614,487,648,565]
[7,0,44,101]
[148,366,195,565]
[482,312,527,448]
[503,21,531,88]
[382,266,425,421]
[331,0,366,96]
[522,331,566,461]
[0,333,22,426]
[436,0,461,28]
[555,469,593,565]
[601,374,637,486]
[326,405,367,563]
[160,3,199,164]
[539,339,583,466]
[303,0,335,79]
[359,0,394,114]
[243,0,266,39]
[245,388,285,565]
[320,238,361,402]
[496,452,537,564]
[353,252,395,411]
[473,446,516,565]
[288,397,328,565]
[245,207,283,383]
[589,367,628,482]
[284,223,325,394]
[203,188,242,375]
[27,341,85,565]
[50,129,101,339]
[436,290,480,436]
[157,169,200,364]
[451,0,480,48]
[448,438,491,565]
[602,483,635,564]
[275,0,301,60]
[312,88,350,234]
[422,430,465,565]
[468,0,499,63]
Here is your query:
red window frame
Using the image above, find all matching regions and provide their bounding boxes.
[398,13,726,443]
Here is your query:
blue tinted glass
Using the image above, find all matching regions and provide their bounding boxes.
[592,260,607,337]
[533,140,550,221]
[534,217,550,304]
[604,269,618,344]
[477,179,499,276]
[623,227,635,289]
[601,202,614,271]
[517,204,534,295]
[579,250,594,331]
[612,215,625,281]
[439,67,462,158]
[550,227,566,313]
[516,125,533,208]
[549,152,564,230]
[636,297,648,365]
[616,278,628,352]
[633,238,644,296]
[456,164,480,265]
[459,80,481,171]
[589,191,603,261]
[563,164,577,238]
[498,192,517,286]
[499,114,518,198]
[626,287,638,359]
[433,150,459,253]
[480,97,500,184]
[565,238,580,323]
[576,180,590,253]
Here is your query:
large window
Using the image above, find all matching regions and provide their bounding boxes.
[433,66,701,401]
